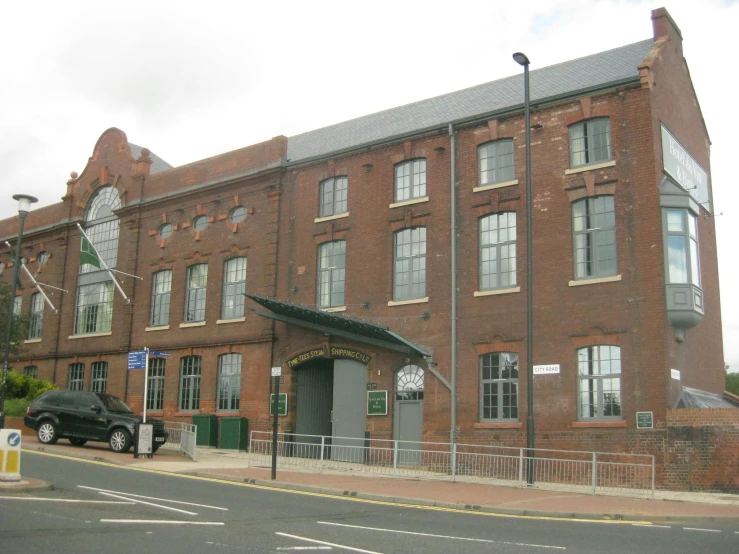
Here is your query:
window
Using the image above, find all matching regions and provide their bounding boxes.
[185,264,208,322]
[28,292,44,339]
[578,345,622,419]
[222,258,247,319]
[217,353,241,411]
[317,241,346,308]
[479,213,516,290]
[37,251,49,266]
[68,363,84,391]
[395,365,424,401]
[569,118,611,167]
[229,206,247,224]
[91,362,108,393]
[179,356,201,411]
[149,270,172,327]
[147,357,166,411]
[80,186,121,273]
[572,196,617,279]
[12,296,21,325]
[319,177,348,217]
[24,366,38,379]
[394,159,426,202]
[666,209,701,286]
[192,215,209,232]
[480,353,519,421]
[478,140,514,185]
[158,223,173,239]
[74,282,114,334]
[393,228,426,301]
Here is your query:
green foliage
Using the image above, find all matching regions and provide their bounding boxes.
[3,370,57,400]
[727,372,739,396]
[4,397,31,417]
[0,280,30,357]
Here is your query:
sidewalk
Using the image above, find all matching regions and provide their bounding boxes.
[19,437,739,523]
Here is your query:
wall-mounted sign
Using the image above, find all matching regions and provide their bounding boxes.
[269,393,288,416]
[366,382,378,390]
[367,390,388,416]
[271,366,282,377]
[661,124,710,212]
[533,364,560,375]
[329,347,371,364]
[636,411,654,429]
[671,368,681,381]
[286,349,324,368]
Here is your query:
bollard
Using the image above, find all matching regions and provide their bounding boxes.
[0,429,22,481]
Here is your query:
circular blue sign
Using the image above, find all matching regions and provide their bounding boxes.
[7,432,21,447]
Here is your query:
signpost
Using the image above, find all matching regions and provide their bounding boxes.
[270,366,282,480]
[134,422,154,458]
[127,348,169,455]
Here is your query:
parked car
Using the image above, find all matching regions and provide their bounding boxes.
[24,390,168,453]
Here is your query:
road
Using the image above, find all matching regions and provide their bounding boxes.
[0,451,736,553]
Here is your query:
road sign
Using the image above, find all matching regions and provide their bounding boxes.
[148,351,170,358]
[127,350,147,370]
[271,366,282,377]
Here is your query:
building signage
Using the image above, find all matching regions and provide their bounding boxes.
[366,382,378,390]
[533,364,560,375]
[286,349,324,368]
[329,347,371,364]
[661,124,710,211]
[367,390,388,416]
[271,366,282,377]
[127,350,147,370]
[636,411,654,429]
[148,351,170,358]
[269,393,288,416]
[135,423,154,457]
[671,368,681,381]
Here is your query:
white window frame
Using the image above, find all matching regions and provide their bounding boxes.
[217,353,241,412]
[479,352,519,422]
[577,345,622,420]
[221,258,247,320]
[317,241,346,308]
[393,228,426,301]
[479,213,517,290]
[478,140,514,186]
[185,264,208,323]
[150,270,172,327]
[569,118,612,168]
[319,176,348,218]
[572,196,617,279]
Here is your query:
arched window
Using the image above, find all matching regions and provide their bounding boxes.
[179,356,202,411]
[394,159,426,202]
[82,186,121,273]
[395,365,424,401]
[478,140,514,185]
[217,353,242,411]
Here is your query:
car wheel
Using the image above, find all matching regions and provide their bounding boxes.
[69,438,87,446]
[37,421,59,445]
[109,428,132,453]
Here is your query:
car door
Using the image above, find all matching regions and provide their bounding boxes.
[75,393,107,439]
[55,392,79,435]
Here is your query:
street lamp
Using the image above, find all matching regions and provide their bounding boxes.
[0,194,38,430]
[513,52,535,486]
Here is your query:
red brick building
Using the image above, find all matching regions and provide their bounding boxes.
[0,8,732,485]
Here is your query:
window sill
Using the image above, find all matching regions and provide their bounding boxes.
[320,306,346,313]
[473,179,519,193]
[571,420,627,428]
[569,275,621,287]
[388,297,429,307]
[474,287,520,297]
[314,212,349,224]
[24,338,42,344]
[180,321,206,328]
[564,160,616,175]
[145,325,170,332]
[68,332,113,340]
[217,317,245,325]
[389,197,429,209]
[474,422,523,429]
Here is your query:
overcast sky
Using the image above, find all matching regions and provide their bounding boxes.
[1,0,737,372]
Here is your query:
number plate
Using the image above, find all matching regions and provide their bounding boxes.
[155,437,165,442]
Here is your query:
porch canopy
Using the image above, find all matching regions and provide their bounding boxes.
[245,293,430,357]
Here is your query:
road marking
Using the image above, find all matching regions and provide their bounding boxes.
[631,524,671,529]
[317,521,566,550]
[683,527,721,533]
[0,496,134,504]
[101,519,224,525]
[276,548,332,551]
[97,491,198,516]
[277,532,381,553]
[77,485,228,510]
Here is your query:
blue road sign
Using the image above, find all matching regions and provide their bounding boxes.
[148,351,170,358]
[7,432,21,447]
[128,350,147,370]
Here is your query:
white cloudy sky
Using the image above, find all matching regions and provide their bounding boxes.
[1,0,737,371]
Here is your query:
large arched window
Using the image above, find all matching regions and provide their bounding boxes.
[395,365,424,401]
[81,186,121,273]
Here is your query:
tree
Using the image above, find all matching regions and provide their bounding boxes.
[0,281,30,360]
[727,368,739,396]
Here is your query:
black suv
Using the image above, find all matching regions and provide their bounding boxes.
[24,390,168,453]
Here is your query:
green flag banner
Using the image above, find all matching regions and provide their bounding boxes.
[80,235,101,268]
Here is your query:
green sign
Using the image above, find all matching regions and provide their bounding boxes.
[636,411,653,429]
[367,390,387,416]
[269,393,288,416]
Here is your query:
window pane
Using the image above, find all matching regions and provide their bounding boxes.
[150,270,172,326]
[185,264,208,322]
[217,353,242,411]
[668,235,688,283]
[394,229,426,300]
[222,258,247,319]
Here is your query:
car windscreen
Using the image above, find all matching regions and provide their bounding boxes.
[98,394,134,414]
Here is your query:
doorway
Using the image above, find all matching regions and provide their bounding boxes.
[393,365,424,465]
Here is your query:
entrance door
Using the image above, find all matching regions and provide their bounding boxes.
[393,365,424,465]
[331,359,367,462]
[296,362,333,457]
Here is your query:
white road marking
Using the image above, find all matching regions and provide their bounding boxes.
[101,519,224,525]
[277,532,382,554]
[0,496,134,504]
[77,485,228,511]
[683,527,721,533]
[97,491,198,515]
[317,521,566,550]
[632,524,671,529]
[276,548,332,551]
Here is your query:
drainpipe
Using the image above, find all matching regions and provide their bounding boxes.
[449,123,457,448]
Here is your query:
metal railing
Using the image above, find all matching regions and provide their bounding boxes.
[247,431,654,497]
[163,421,197,461]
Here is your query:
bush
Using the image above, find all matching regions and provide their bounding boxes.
[4,397,31,417]
[3,371,57,400]
[727,372,739,396]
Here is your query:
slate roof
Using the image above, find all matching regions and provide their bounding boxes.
[675,386,738,409]
[129,143,173,175]
[287,39,654,163]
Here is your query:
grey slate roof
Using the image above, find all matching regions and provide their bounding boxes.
[129,143,173,174]
[287,39,654,163]
[675,386,738,409]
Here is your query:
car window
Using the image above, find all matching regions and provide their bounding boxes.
[77,393,99,410]
[60,393,76,408]
[98,394,134,414]
[39,391,62,406]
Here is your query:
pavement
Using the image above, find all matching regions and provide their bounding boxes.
[8,435,739,523]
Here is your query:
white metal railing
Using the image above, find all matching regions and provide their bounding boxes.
[163,421,197,461]
[247,431,654,497]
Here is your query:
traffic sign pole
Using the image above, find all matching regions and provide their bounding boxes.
[271,366,282,480]
[143,347,149,424]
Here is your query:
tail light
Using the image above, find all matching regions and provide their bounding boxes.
[26,406,32,417]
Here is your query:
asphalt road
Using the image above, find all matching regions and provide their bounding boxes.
[1,451,736,553]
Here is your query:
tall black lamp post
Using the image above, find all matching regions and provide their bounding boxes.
[513,52,535,486]
[0,194,38,430]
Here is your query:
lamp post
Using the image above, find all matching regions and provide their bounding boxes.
[0,194,38,430]
[513,52,535,486]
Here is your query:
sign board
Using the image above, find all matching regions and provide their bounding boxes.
[533,364,560,375]
[127,350,147,370]
[148,351,170,358]
[661,124,710,211]
[366,382,378,390]
[135,423,153,457]
[367,390,388,416]
[271,366,282,377]
[671,368,681,381]
[636,412,654,429]
[0,429,22,481]
[329,346,371,364]
[269,393,288,416]
[286,348,324,368]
